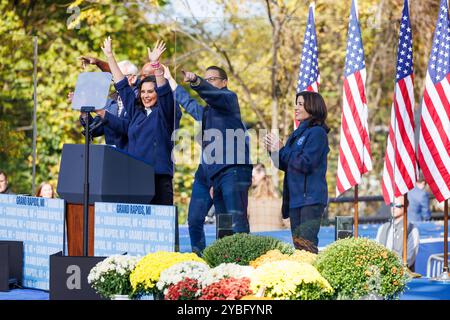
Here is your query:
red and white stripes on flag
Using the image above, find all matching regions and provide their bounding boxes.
[417,0,450,202]
[381,0,417,205]
[336,0,373,197]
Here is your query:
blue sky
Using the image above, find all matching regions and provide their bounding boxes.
[165,0,265,19]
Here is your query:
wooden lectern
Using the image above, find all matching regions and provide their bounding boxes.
[66,204,95,256]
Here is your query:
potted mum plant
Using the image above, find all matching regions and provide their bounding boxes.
[87,255,140,300]
[129,251,205,299]
[156,261,210,300]
[315,237,409,300]
[250,260,334,300]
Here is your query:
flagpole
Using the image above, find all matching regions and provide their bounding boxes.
[444,199,448,273]
[403,194,408,267]
[354,185,358,238]
[432,199,450,282]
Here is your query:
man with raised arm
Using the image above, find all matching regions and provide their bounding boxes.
[177,66,252,236]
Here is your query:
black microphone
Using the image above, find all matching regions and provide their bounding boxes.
[81,115,102,138]
[89,116,104,133]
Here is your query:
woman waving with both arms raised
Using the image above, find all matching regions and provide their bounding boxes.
[96,36,181,205]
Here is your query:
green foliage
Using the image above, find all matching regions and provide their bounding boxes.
[314,237,409,300]
[202,233,295,267]
[0,120,31,194]
[0,0,177,194]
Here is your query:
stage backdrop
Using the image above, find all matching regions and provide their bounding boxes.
[0,194,65,290]
[94,202,178,256]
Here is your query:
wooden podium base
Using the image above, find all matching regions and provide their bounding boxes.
[66,203,95,256]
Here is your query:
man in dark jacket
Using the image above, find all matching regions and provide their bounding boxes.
[0,171,15,194]
[182,66,253,234]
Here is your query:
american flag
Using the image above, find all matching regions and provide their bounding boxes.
[295,3,320,129]
[381,0,417,205]
[418,0,450,202]
[336,0,373,197]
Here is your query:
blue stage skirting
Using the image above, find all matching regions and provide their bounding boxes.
[2,278,449,300]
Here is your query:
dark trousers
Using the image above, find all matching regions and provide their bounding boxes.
[289,204,325,254]
[187,177,214,255]
[212,166,252,234]
[150,174,173,206]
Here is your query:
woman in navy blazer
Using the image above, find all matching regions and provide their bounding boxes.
[96,37,180,205]
[265,91,329,253]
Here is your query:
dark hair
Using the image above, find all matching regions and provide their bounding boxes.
[0,171,7,180]
[137,75,157,109]
[295,91,329,131]
[206,66,228,80]
[417,171,425,183]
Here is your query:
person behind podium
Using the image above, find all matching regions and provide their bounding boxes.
[264,91,329,254]
[0,171,15,195]
[95,37,180,205]
[35,182,56,198]
[179,67,253,235]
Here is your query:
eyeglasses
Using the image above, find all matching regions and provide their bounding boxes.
[390,204,404,209]
[205,76,224,82]
[125,74,136,78]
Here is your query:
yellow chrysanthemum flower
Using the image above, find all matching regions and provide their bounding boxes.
[249,249,317,268]
[130,251,204,295]
[250,260,333,300]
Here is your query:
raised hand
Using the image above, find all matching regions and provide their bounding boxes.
[101,36,113,58]
[67,91,74,103]
[162,64,173,80]
[181,70,197,83]
[147,40,166,63]
[80,56,97,69]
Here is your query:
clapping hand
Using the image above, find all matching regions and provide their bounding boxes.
[181,70,197,83]
[101,36,113,58]
[264,133,284,152]
[147,40,166,63]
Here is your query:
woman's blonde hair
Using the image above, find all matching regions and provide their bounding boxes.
[35,182,55,198]
[252,175,279,199]
[251,164,279,199]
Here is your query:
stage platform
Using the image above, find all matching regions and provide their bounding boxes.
[1,278,449,300]
[1,222,449,300]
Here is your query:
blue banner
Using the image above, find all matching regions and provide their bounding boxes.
[0,194,65,290]
[94,202,176,256]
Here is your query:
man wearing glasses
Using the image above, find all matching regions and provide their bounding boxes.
[179,66,253,247]
[376,196,420,272]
